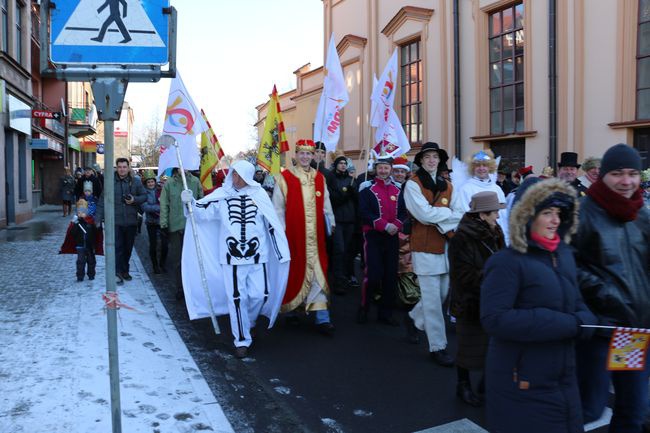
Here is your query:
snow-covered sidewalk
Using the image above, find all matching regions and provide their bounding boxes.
[0,211,234,433]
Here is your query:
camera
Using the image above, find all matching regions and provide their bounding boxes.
[122,194,133,203]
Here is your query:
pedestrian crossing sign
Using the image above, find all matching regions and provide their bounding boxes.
[50,0,170,65]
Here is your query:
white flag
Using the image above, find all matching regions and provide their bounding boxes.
[313,34,350,152]
[158,72,207,175]
[372,108,411,158]
[370,49,398,128]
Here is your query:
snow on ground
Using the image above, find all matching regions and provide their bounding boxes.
[0,221,234,433]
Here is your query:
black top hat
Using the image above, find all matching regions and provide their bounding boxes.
[414,142,449,167]
[314,141,326,151]
[558,152,581,168]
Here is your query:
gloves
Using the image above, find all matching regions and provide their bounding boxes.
[180,189,194,204]
[72,215,79,223]
[385,223,398,236]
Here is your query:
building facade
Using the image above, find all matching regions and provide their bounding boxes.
[258,0,650,172]
[1,0,33,226]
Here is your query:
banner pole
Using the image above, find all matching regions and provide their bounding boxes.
[173,145,221,336]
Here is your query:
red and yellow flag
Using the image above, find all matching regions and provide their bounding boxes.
[607,327,650,371]
[256,85,288,175]
[199,109,225,193]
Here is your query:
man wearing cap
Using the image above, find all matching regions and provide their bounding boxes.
[575,156,600,191]
[181,160,290,359]
[404,142,464,366]
[357,156,407,325]
[327,155,358,295]
[311,141,331,178]
[557,151,587,195]
[572,143,650,432]
[272,139,337,335]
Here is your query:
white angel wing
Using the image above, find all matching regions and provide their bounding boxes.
[489,156,502,183]
[450,157,469,190]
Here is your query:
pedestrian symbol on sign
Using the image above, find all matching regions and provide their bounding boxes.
[53,0,164,49]
[91,0,131,44]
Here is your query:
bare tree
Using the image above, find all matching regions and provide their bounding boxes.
[133,116,161,167]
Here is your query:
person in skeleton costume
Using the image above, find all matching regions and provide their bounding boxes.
[272,139,336,335]
[181,160,290,359]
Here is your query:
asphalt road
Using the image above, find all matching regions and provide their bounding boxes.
[134,233,610,433]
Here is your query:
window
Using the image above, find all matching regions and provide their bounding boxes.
[489,2,524,134]
[491,138,526,170]
[400,39,423,145]
[15,1,22,64]
[1,0,8,53]
[637,0,650,119]
[634,128,650,168]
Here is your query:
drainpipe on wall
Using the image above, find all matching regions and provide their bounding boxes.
[548,0,558,169]
[453,0,461,159]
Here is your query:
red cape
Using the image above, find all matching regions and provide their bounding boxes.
[59,221,104,256]
[281,169,328,306]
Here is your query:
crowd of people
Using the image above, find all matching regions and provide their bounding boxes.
[59,140,650,433]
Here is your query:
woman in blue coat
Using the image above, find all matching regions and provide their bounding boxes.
[480,178,596,433]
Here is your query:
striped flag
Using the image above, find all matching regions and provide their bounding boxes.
[257,85,288,175]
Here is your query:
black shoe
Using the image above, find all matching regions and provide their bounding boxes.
[77,277,84,282]
[456,381,483,407]
[115,274,124,285]
[285,315,300,327]
[378,316,400,327]
[122,273,133,281]
[356,307,368,324]
[88,276,95,281]
[405,315,420,344]
[234,346,248,359]
[317,322,335,336]
[348,276,360,288]
[175,288,185,301]
[430,349,454,367]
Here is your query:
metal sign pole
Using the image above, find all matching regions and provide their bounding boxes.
[102,118,122,433]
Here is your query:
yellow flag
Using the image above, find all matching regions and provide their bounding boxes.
[198,110,224,193]
[257,85,288,175]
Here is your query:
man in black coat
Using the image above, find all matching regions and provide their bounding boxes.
[74,166,103,200]
[573,144,650,432]
[327,156,357,294]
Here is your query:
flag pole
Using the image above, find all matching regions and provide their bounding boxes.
[172,141,221,336]
[364,104,379,181]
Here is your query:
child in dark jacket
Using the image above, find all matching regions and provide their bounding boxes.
[71,198,97,281]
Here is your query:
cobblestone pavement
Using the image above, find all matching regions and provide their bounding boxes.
[0,207,233,433]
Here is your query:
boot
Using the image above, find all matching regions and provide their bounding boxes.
[456,381,483,407]
[405,314,420,344]
[151,256,161,274]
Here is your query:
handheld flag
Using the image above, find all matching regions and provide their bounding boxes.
[257,85,288,175]
[198,110,225,193]
[370,49,398,128]
[607,327,650,371]
[313,34,350,152]
[158,72,207,175]
[372,108,411,158]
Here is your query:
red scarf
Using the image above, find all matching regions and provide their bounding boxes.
[531,231,560,252]
[586,179,644,222]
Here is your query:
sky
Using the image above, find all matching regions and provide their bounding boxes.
[125,1,324,157]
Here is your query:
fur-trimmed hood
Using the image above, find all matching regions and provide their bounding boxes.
[509,178,579,253]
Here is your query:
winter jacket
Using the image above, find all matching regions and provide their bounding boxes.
[572,195,650,330]
[142,187,161,226]
[449,214,504,323]
[71,218,96,250]
[327,170,357,223]
[480,178,596,433]
[358,178,406,233]
[61,175,75,201]
[95,173,147,227]
[160,172,203,233]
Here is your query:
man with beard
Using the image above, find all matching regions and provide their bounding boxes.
[557,152,586,195]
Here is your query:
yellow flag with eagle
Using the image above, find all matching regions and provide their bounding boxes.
[198,109,225,193]
[256,85,288,175]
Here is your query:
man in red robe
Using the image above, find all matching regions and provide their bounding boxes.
[272,139,336,335]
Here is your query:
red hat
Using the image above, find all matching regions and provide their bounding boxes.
[295,139,315,153]
[517,165,534,177]
[392,156,410,171]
